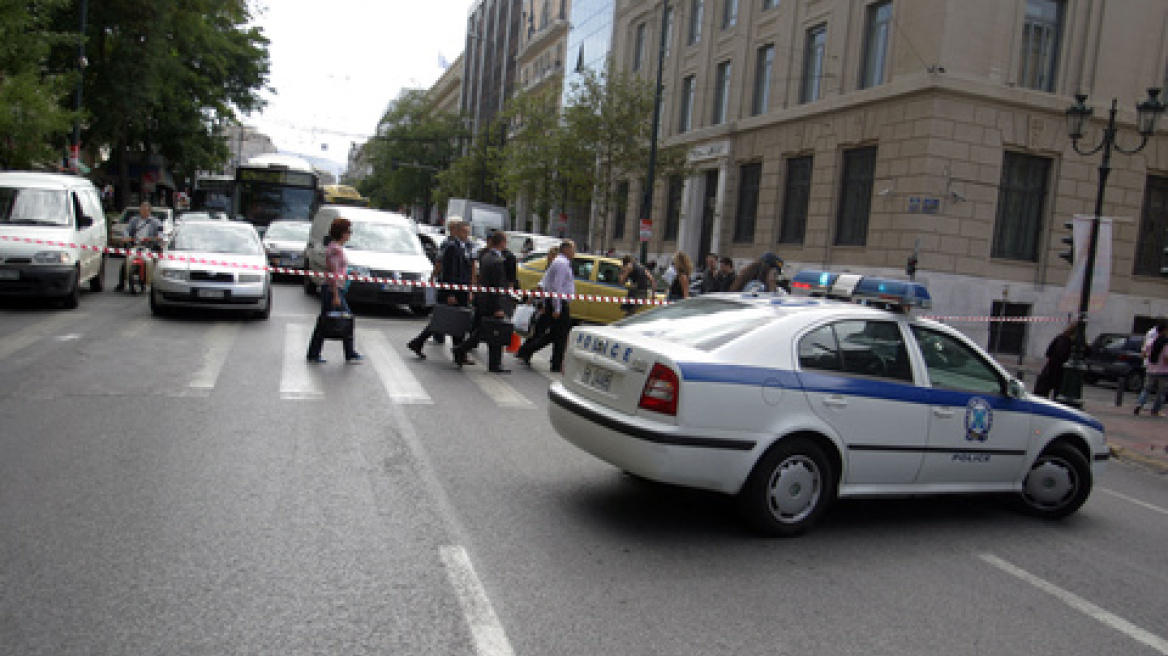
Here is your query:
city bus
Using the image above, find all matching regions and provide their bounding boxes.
[191,174,233,212]
[232,154,321,233]
[322,184,371,207]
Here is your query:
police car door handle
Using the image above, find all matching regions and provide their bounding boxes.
[822,396,848,409]
[933,407,956,418]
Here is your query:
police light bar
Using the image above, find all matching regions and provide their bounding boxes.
[790,270,839,295]
[852,276,932,309]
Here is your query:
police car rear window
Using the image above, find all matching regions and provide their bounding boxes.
[617,297,774,351]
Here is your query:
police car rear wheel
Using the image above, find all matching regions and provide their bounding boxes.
[1019,443,1091,519]
[739,438,834,537]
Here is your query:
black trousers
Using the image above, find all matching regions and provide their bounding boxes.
[454,309,503,370]
[307,287,357,359]
[518,302,571,370]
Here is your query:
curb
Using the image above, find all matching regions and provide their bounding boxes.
[1109,445,1168,475]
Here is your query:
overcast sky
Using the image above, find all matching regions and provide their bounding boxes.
[247,0,471,171]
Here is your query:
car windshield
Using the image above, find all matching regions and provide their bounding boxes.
[171,224,261,255]
[178,211,228,222]
[346,222,423,255]
[616,297,776,351]
[265,221,311,241]
[0,188,71,226]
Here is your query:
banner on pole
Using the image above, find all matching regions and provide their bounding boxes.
[1058,214,1113,313]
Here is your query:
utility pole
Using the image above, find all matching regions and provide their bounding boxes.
[71,0,89,172]
[639,1,670,265]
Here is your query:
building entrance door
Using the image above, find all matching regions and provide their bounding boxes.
[699,169,719,259]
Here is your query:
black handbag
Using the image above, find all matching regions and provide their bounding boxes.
[318,311,354,340]
[428,304,473,337]
[480,317,514,347]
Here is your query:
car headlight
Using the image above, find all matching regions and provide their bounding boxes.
[32,251,73,265]
[239,273,265,283]
[347,265,371,278]
[158,268,188,281]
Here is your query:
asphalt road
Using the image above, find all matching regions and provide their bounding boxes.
[2,267,1167,656]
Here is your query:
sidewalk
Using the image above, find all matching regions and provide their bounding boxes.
[1085,399,1168,473]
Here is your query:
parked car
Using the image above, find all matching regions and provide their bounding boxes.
[150,219,272,319]
[1085,332,1145,392]
[0,171,108,308]
[262,219,311,274]
[304,206,433,315]
[516,252,664,324]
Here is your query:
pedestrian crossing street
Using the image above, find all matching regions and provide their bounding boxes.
[0,311,559,408]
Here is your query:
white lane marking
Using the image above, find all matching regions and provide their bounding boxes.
[360,329,433,405]
[1100,488,1168,516]
[280,323,323,400]
[0,313,89,361]
[440,545,516,656]
[175,322,240,398]
[980,554,1168,655]
[466,369,534,409]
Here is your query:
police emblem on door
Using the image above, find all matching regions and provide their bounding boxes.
[964,398,993,442]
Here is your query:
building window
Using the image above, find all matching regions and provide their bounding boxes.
[801,24,827,104]
[752,44,775,116]
[688,0,704,46]
[835,146,877,246]
[859,1,891,89]
[540,0,551,29]
[633,22,647,71]
[664,5,674,58]
[679,75,695,133]
[613,180,630,240]
[1018,0,1063,92]
[665,175,684,241]
[734,163,763,243]
[722,0,738,29]
[988,302,1031,355]
[780,155,812,244]
[1134,175,1168,277]
[991,152,1051,261]
[762,0,779,10]
[712,60,732,125]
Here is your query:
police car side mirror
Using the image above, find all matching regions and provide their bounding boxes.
[1007,378,1026,399]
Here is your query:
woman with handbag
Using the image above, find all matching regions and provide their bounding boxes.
[307,218,363,364]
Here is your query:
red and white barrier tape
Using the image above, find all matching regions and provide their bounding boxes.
[0,235,1081,321]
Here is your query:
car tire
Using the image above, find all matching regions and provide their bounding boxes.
[1083,373,1098,385]
[60,268,80,309]
[90,255,106,292]
[409,305,433,316]
[256,288,272,320]
[738,437,835,537]
[1018,442,1092,519]
[1124,370,1144,394]
[149,288,168,317]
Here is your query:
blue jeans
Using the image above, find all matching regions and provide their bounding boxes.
[307,286,356,359]
[1137,373,1168,413]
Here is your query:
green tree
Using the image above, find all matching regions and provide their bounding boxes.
[497,87,566,231]
[433,119,505,208]
[361,89,464,214]
[0,0,77,169]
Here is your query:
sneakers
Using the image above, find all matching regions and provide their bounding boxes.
[345,353,364,364]
[306,356,327,364]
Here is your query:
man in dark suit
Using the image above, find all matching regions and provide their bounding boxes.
[453,231,511,373]
[407,218,475,359]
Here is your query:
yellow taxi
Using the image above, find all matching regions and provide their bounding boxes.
[516,253,664,324]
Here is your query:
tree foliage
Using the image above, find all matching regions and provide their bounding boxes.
[360,89,464,212]
[0,0,77,169]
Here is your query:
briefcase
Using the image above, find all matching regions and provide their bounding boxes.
[481,318,514,348]
[428,304,473,337]
[318,311,354,340]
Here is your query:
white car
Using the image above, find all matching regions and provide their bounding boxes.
[547,271,1108,537]
[151,219,271,319]
[262,219,311,272]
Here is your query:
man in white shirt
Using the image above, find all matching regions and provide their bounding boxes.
[516,239,576,372]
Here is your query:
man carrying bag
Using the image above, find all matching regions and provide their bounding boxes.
[452,231,512,373]
[407,218,475,360]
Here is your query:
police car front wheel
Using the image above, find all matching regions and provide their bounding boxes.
[1018,442,1092,519]
[739,438,836,537]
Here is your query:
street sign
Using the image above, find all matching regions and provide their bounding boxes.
[639,218,652,242]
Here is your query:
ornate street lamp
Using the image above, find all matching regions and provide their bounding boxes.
[1057,88,1166,408]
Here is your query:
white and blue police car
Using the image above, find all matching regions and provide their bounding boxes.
[547,271,1108,536]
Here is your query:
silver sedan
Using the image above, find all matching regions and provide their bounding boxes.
[150,220,272,319]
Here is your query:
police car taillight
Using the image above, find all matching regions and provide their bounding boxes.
[639,364,679,415]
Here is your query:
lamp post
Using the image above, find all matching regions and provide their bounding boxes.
[71,0,89,172]
[1057,88,1166,408]
[639,1,670,265]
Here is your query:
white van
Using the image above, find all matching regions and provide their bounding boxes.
[304,206,434,315]
[0,172,108,308]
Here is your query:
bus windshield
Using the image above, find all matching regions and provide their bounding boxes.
[192,176,233,212]
[236,184,316,226]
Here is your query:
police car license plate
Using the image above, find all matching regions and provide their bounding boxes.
[197,289,226,299]
[581,365,614,393]
[0,269,18,280]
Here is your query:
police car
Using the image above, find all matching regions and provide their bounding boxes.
[547,271,1108,537]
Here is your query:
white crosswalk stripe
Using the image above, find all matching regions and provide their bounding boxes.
[360,329,433,405]
[174,322,240,398]
[280,323,324,400]
[465,370,535,409]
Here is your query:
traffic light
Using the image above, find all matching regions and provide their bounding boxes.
[905,255,918,279]
[1059,220,1075,265]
